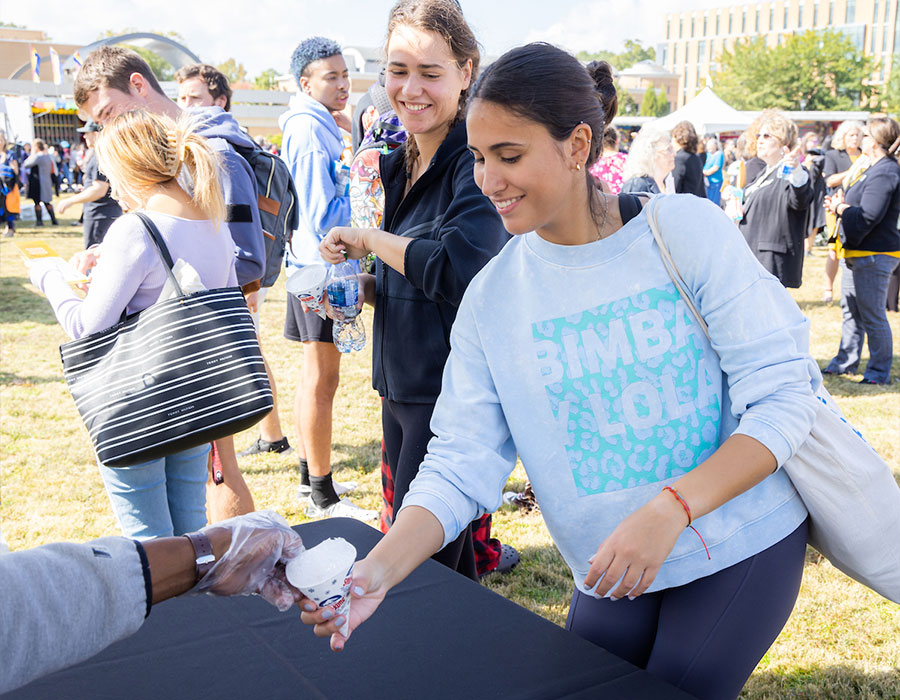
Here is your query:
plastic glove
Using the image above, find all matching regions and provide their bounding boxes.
[192,510,305,612]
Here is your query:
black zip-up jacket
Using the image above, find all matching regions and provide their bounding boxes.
[375,122,510,403]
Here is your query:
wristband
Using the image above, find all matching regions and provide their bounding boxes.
[662,486,711,560]
[183,531,216,583]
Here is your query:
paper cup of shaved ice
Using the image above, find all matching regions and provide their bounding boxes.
[286,264,328,320]
[286,537,356,638]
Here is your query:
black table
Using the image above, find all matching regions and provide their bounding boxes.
[5,518,695,699]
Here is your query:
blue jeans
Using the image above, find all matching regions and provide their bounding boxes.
[826,255,900,383]
[706,182,722,206]
[97,444,210,539]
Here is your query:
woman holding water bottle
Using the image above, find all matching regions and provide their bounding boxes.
[319,0,511,579]
[737,109,812,288]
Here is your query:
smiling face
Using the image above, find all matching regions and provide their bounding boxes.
[385,25,471,145]
[467,98,588,240]
[300,54,350,113]
[81,83,146,126]
[756,128,787,166]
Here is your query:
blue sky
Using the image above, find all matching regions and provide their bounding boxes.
[4,0,723,77]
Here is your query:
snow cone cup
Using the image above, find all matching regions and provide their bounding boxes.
[286,538,357,638]
[285,264,328,320]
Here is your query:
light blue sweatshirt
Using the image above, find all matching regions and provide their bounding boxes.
[279,92,351,269]
[401,195,817,595]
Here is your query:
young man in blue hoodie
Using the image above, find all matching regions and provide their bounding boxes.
[279,37,375,522]
[73,46,265,523]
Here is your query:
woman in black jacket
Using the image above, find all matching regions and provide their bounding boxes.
[319,0,512,579]
[824,117,900,384]
[738,110,811,288]
[671,120,706,198]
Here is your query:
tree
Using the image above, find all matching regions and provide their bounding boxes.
[217,58,247,86]
[253,68,278,91]
[577,39,656,71]
[713,29,875,110]
[615,79,639,115]
[640,87,670,117]
[880,57,900,116]
[97,29,187,82]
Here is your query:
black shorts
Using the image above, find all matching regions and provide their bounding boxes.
[284,292,334,343]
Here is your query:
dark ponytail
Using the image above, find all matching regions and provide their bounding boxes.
[471,43,617,225]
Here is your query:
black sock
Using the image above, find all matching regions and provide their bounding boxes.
[298,458,310,486]
[309,474,340,508]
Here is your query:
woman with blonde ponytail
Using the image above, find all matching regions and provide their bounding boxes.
[29,108,237,539]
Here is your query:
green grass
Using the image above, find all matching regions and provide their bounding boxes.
[1,203,898,698]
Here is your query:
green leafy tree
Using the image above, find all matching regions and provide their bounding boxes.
[640,87,670,117]
[97,29,187,82]
[217,58,247,86]
[253,68,278,91]
[880,57,900,116]
[713,29,875,110]
[615,79,639,115]
[577,39,656,71]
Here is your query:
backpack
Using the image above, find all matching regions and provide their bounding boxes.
[231,142,299,288]
[0,161,19,216]
[349,82,407,230]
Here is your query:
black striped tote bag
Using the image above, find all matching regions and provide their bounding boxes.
[59,212,273,467]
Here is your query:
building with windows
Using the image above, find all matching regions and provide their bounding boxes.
[660,0,900,108]
[616,61,680,114]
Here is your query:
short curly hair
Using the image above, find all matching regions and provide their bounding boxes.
[174,63,233,111]
[290,37,342,85]
[671,120,699,153]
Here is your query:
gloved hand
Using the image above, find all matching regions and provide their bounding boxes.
[192,510,305,612]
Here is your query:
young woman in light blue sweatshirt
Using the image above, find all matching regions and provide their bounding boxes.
[303,44,819,700]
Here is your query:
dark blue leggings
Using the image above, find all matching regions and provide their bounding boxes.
[566,519,808,700]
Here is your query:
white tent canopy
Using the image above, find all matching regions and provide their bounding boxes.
[653,87,753,135]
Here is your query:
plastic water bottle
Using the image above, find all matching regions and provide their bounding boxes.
[777,160,795,180]
[327,261,366,353]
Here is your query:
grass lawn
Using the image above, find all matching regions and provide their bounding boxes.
[1,203,898,698]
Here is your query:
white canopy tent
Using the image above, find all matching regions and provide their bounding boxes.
[653,87,753,135]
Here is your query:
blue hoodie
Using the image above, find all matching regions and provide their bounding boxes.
[401,195,816,596]
[278,92,351,269]
[191,106,266,288]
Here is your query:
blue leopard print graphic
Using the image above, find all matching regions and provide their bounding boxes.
[532,284,721,496]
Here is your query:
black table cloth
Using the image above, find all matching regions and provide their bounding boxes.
[5,518,695,699]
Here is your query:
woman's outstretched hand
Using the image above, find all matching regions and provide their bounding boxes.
[299,557,389,651]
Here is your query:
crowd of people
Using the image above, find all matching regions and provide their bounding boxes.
[2,0,899,697]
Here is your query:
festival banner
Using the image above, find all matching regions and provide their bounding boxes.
[49,47,62,85]
[30,45,41,83]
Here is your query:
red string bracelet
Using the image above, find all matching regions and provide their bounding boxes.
[662,486,711,560]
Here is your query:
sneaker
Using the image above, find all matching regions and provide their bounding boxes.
[306,498,378,522]
[297,479,357,499]
[503,483,539,512]
[238,436,293,457]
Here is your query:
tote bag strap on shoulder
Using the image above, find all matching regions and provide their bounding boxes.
[644,197,710,339]
[134,211,184,298]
